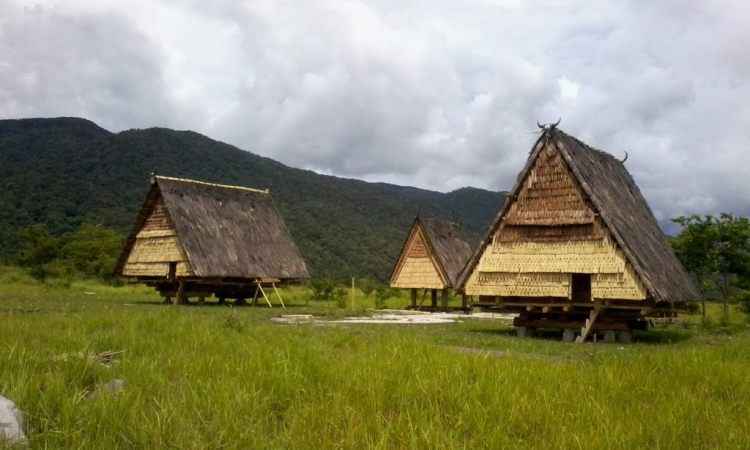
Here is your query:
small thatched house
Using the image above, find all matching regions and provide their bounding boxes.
[457,126,699,342]
[390,217,473,310]
[115,176,309,305]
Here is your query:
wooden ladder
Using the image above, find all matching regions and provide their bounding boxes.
[575,308,601,343]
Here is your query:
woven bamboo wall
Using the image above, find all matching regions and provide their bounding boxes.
[392,257,444,289]
[466,234,646,300]
[468,271,571,297]
[391,229,445,289]
[505,147,594,225]
[464,142,647,301]
[122,198,192,277]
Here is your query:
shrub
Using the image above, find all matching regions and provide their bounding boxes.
[735,291,750,315]
[310,278,337,301]
[374,286,396,309]
[333,287,348,309]
[358,277,379,297]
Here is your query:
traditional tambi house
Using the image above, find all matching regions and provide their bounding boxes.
[458,125,699,342]
[114,175,309,306]
[390,217,473,310]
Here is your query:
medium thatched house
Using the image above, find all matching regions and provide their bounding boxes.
[115,176,309,305]
[457,126,699,342]
[390,217,473,310]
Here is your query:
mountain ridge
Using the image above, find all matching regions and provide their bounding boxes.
[0,117,507,278]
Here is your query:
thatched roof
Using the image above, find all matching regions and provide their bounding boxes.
[116,176,309,280]
[392,217,473,288]
[458,127,700,304]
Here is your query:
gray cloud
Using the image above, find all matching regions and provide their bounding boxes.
[1,0,749,225]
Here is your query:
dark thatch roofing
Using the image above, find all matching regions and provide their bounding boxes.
[457,127,700,304]
[392,217,473,288]
[117,176,309,280]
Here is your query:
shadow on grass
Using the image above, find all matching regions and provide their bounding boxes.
[466,324,697,345]
[125,300,314,309]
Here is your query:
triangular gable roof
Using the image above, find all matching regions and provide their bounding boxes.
[391,217,472,288]
[115,176,309,280]
[457,128,700,304]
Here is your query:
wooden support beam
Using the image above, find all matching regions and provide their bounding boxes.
[431,289,438,308]
[410,289,417,308]
[417,289,428,310]
[271,282,286,310]
[252,285,260,306]
[440,289,449,311]
[257,283,273,308]
[575,308,601,343]
[174,280,186,305]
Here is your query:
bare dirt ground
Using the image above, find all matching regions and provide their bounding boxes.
[270,309,516,325]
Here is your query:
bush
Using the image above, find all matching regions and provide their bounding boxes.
[358,277,379,297]
[15,223,123,282]
[374,286,396,309]
[310,278,337,301]
[333,287,348,309]
[735,291,750,315]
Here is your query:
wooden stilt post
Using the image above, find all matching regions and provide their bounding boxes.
[252,284,260,306]
[174,280,188,305]
[576,307,601,343]
[272,282,287,310]
[440,289,449,311]
[257,282,273,308]
[431,289,437,309]
[410,289,417,309]
[417,289,428,310]
[461,294,468,310]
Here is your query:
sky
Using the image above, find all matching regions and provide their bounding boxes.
[2,0,749,227]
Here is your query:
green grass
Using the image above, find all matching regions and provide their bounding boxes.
[1,267,749,449]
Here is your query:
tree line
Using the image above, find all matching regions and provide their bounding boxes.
[7,215,750,316]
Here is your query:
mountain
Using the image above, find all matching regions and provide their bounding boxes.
[0,117,506,279]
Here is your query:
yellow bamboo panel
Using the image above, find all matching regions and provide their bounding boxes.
[467,272,571,297]
[126,236,186,263]
[480,237,626,274]
[466,236,647,300]
[122,262,192,277]
[592,264,647,300]
[136,229,177,239]
[391,257,444,289]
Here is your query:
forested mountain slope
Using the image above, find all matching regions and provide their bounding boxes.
[0,117,506,278]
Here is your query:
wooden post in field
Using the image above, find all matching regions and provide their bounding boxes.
[174,279,186,305]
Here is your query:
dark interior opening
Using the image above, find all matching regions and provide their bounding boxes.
[571,273,592,302]
[168,262,177,281]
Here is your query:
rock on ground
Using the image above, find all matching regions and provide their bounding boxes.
[0,395,26,444]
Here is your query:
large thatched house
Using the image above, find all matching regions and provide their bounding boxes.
[390,217,473,310]
[115,176,309,305]
[457,126,699,342]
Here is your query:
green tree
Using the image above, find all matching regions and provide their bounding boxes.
[16,224,60,280]
[672,214,750,318]
[59,224,123,280]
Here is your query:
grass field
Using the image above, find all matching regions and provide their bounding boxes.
[1,267,749,449]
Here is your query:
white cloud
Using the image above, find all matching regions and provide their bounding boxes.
[1,0,749,223]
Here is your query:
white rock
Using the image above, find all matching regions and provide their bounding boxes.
[0,395,26,444]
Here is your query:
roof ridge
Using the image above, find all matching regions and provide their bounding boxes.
[154,175,270,194]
